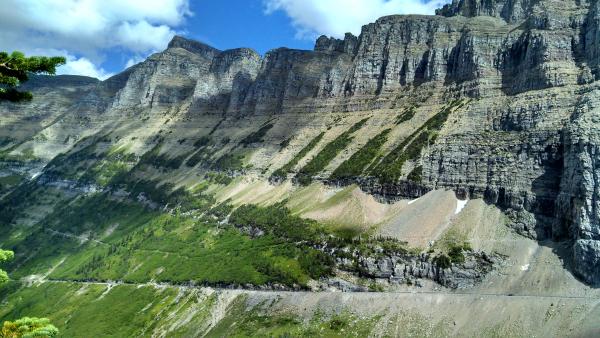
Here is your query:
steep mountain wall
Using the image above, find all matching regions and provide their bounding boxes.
[1,0,600,286]
[436,0,540,22]
[556,88,600,284]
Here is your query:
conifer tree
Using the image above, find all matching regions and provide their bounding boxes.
[0,250,13,285]
[0,51,66,102]
[0,249,58,338]
[0,317,58,338]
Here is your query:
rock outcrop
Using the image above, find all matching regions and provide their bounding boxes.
[355,251,499,289]
[556,88,600,285]
[436,0,538,23]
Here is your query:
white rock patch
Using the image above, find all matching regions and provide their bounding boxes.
[455,199,469,215]
[408,198,420,205]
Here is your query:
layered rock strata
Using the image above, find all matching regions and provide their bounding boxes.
[1,0,599,285]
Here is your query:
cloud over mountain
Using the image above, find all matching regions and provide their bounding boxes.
[0,0,191,78]
[264,0,450,38]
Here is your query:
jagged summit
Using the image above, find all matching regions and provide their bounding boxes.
[314,33,358,54]
[167,35,261,60]
[436,0,538,22]
[167,35,222,58]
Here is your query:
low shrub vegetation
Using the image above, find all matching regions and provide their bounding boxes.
[139,143,189,170]
[407,165,423,183]
[395,106,417,125]
[370,100,466,184]
[186,137,215,167]
[211,152,245,171]
[296,118,369,185]
[240,122,274,145]
[271,132,324,180]
[330,129,391,180]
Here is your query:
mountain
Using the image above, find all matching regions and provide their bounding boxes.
[0,0,599,336]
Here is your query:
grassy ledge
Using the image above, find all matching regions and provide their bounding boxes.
[271,132,325,180]
[369,99,467,184]
[330,128,391,180]
[296,118,369,185]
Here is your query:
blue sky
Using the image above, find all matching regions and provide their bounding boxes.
[188,1,314,53]
[0,0,449,79]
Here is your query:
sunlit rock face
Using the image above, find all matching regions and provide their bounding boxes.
[2,0,600,286]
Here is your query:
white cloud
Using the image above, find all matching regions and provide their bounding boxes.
[0,0,191,52]
[116,21,177,52]
[125,56,147,69]
[57,55,114,80]
[0,0,191,77]
[264,0,451,39]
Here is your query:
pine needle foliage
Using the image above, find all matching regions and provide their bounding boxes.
[0,51,66,102]
[0,250,14,285]
[0,317,58,338]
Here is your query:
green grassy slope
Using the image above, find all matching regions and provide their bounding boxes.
[0,98,473,336]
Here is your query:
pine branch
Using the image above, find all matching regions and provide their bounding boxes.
[0,51,66,102]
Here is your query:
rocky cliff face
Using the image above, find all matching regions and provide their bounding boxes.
[2,0,600,286]
[556,88,600,284]
[436,0,539,22]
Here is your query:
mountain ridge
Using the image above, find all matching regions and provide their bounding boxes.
[1,0,599,285]
[0,1,599,335]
